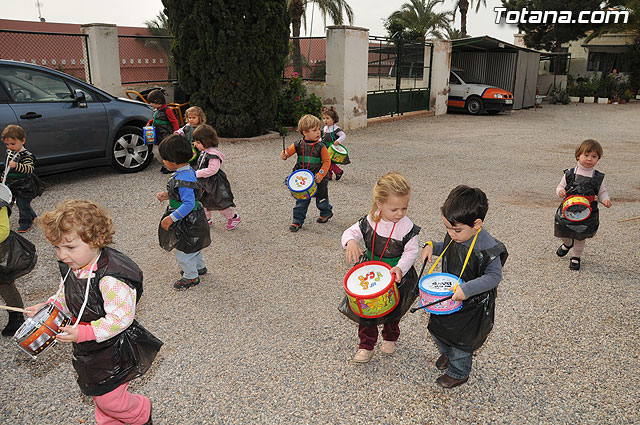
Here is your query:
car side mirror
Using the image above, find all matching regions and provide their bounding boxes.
[73,89,87,108]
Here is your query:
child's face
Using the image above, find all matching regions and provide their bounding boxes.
[150,102,162,110]
[376,194,409,223]
[3,137,25,152]
[577,150,600,168]
[54,231,101,270]
[302,126,321,142]
[186,114,200,127]
[322,114,334,127]
[193,140,205,152]
[441,215,482,244]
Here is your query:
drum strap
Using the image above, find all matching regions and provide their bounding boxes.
[371,221,396,263]
[428,228,481,293]
[70,253,102,329]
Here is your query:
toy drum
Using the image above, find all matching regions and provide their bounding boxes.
[287,169,317,200]
[328,144,348,164]
[343,261,399,318]
[418,273,463,315]
[14,303,72,359]
[562,195,592,222]
[0,183,12,204]
[143,126,156,145]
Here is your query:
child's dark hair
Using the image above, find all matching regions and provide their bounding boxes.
[575,139,603,159]
[441,185,488,227]
[322,106,339,124]
[2,124,26,141]
[147,89,166,105]
[158,134,193,164]
[192,124,219,148]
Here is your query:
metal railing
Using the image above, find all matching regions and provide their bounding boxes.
[283,36,326,81]
[118,34,175,84]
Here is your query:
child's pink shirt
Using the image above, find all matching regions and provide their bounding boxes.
[195,147,225,178]
[556,162,610,201]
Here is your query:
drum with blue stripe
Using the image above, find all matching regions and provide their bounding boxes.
[287,169,317,200]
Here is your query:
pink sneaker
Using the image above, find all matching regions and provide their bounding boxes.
[207,219,213,227]
[226,215,241,230]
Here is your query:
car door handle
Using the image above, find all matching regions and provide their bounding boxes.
[19,112,43,119]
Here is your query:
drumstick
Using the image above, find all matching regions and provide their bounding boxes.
[409,295,453,313]
[617,216,640,223]
[0,305,29,314]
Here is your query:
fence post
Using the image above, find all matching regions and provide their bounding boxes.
[80,23,122,95]
[325,26,369,130]
[424,39,452,116]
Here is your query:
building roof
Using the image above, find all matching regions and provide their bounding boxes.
[452,35,541,54]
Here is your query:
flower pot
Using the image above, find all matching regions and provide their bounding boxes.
[636,95,640,100]
[620,99,627,104]
[597,97,608,104]
[584,96,595,103]
[569,96,580,103]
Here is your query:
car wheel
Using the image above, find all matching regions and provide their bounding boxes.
[111,126,153,173]
[465,97,483,115]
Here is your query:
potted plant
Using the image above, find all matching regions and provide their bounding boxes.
[567,83,580,103]
[622,89,633,104]
[582,76,596,103]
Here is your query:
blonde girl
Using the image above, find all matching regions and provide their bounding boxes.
[176,106,207,164]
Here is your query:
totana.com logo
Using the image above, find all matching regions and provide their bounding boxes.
[494,7,630,24]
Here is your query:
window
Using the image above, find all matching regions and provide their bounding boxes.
[67,81,95,101]
[0,66,72,103]
[450,72,461,85]
[587,51,631,73]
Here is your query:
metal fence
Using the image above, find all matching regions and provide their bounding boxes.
[0,29,91,82]
[283,36,326,81]
[118,34,175,84]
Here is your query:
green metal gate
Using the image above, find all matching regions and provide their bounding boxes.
[367,36,433,118]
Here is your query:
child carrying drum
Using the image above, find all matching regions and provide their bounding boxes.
[281,114,333,232]
[321,107,349,181]
[26,200,162,425]
[192,124,241,230]
[175,106,207,167]
[554,139,612,271]
[421,186,508,388]
[339,172,420,363]
[146,89,179,174]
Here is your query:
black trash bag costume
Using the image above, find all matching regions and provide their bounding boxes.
[427,234,508,353]
[158,175,211,253]
[0,200,37,282]
[338,216,420,326]
[60,247,163,396]
[554,168,604,240]
[321,127,351,165]
[3,150,46,199]
[196,152,235,211]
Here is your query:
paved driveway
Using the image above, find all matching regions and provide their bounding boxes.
[2,103,639,424]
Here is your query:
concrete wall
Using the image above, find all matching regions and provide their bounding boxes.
[80,24,123,96]
[425,40,452,115]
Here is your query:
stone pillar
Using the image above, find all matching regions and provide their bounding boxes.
[80,23,122,95]
[324,26,369,130]
[424,39,452,115]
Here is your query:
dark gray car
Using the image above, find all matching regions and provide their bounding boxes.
[0,59,154,175]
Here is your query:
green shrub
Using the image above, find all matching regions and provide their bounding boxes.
[276,73,322,127]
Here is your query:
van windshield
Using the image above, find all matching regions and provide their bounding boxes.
[455,70,482,84]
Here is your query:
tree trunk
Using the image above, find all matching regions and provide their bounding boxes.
[459,0,469,37]
[291,0,304,76]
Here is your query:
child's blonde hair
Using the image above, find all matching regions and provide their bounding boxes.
[575,139,603,159]
[185,106,206,125]
[38,200,114,249]
[370,172,411,222]
[297,114,322,134]
[1,124,26,141]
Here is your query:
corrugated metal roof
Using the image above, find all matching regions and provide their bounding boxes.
[452,35,542,54]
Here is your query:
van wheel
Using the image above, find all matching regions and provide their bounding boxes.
[465,97,483,115]
[111,126,153,173]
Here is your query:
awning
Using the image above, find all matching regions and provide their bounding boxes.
[451,35,541,53]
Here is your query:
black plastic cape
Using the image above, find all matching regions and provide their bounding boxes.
[158,175,211,253]
[554,168,604,240]
[0,201,37,282]
[60,247,163,396]
[196,152,235,211]
[338,216,420,326]
[427,233,508,353]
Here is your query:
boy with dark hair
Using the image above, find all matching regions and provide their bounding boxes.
[421,185,508,388]
[156,134,211,289]
[146,89,179,174]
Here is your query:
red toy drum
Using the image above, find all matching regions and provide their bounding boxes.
[13,303,71,359]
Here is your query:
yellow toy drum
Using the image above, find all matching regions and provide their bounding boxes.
[562,195,592,222]
[343,261,399,318]
[143,126,156,145]
[328,144,348,164]
[287,169,317,200]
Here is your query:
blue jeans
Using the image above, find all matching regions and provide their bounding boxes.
[292,178,332,225]
[15,196,36,230]
[175,249,205,280]
[431,333,473,380]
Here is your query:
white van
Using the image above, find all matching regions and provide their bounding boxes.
[448,68,514,115]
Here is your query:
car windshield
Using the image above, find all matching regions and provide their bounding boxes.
[455,70,482,84]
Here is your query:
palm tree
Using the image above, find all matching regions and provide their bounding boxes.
[145,11,175,79]
[388,0,452,40]
[288,0,354,75]
[446,27,466,40]
[452,0,487,38]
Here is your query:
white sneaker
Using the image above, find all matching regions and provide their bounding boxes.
[353,349,374,363]
[380,340,397,355]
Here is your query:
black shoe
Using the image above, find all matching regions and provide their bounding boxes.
[160,166,172,174]
[181,267,207,276]
[173,277,200,289]
[289,223,301,232]
[335,170,344,181]
[569,257,581,271]
[317,213,333,223]
[556,241,574,257]
[435,355,450,371]
[2,312,25,336]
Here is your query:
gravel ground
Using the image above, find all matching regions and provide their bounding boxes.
[1,102,639,425]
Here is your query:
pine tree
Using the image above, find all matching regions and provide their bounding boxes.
[162,0,290,137]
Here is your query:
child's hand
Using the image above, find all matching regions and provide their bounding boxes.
[421,244,433,264]
[57,325,79,343]
[25,302,47,317]
[315,174,323,183]
[161,216,173,231]
[8,160,16,168]
[156,191,169,202]
[558,189,567,198]
[281,151,288,160]
[451,285,467,301]
[345,240,362,263]
[390,266,402,283]
[602,199,612,208]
